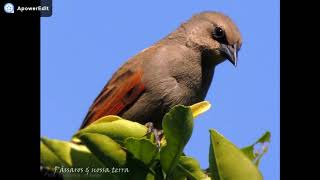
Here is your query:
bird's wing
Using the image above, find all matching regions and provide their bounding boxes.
[80,59,145,129]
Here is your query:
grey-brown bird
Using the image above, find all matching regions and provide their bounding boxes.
[80,11,242,132]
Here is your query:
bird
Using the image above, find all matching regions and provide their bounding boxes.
[80,11,242,134]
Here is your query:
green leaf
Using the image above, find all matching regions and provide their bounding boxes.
[241,131,271,166]
[160,105,194,179]
[41,139,69,168]
[77,133,134,180]
[41,137,104,168]
[124,137,158,165]
[190,101,211,118]
[124,157,155,180]
[240,146,255,162]
[257,131,271,142]
[73,119,148,145]
[41,137,114,180]
[209,129,263,180]
[78,133,127,167]
[173,156,210,180]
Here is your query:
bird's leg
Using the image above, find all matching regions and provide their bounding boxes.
[145,122,163,150]
[145,122,154,134]
[153,129,164,150]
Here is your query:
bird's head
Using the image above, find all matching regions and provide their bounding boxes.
[182,11,242,66]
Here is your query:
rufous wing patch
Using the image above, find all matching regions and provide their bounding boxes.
[80,68,145,128]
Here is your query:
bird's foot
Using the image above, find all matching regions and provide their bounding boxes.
[145,122,163,150]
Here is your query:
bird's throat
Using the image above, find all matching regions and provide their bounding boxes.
[199,50,218,98]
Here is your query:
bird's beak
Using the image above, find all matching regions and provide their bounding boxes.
[220,44,238,67]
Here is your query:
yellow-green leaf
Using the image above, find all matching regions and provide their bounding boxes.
[40,137,110,179]
[90,115,123,125]
[79,133,127,167]
[209,129,263,180]
[190,101,211,118]
[174,156,210,180]
[73,119,148,145]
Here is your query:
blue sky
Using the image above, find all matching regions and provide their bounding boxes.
[41,1,279,179]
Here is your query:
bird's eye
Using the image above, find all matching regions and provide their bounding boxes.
[213,27,225,39]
